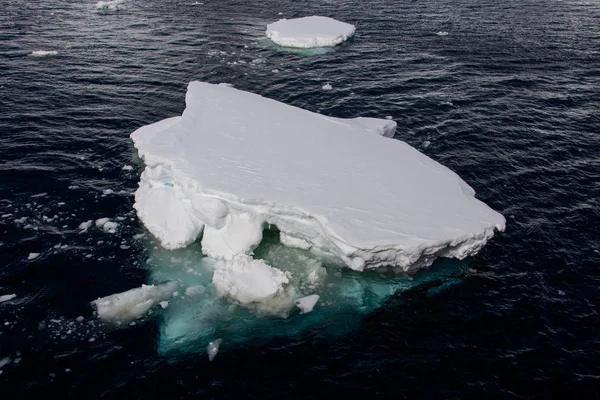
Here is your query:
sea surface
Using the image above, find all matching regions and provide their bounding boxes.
[1,0,600,398]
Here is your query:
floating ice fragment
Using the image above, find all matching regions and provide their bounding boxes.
[184,285,205,297]
[212,255,290,305]
[91,281,179,323]
[159,301,169,309]
[295,294,320,314]
[0,294,17,303]
[207,339,222,361]
[266,16,356,48]
[0,358,10,369]
[79,220,93,232]
[30,51,57,57]
[122,165,134,171]
[436,31,449,36]
[95,218,118,233]
[28,253,40,260]
[102,189,114,195]
[322,83,333,91]
[96,0,125,10]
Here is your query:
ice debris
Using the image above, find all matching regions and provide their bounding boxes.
[295,294,320,314]
[95,218,118,233]
[91,281,178,323]
[0,294,17,303]
[207,339,222,361]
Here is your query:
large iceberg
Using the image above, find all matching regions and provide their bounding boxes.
[130,81,505,310]
[266,16,356,48]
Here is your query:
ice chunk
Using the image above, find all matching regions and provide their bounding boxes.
[295,294,320,314]
[212,255,290,305]
[184,285,205,297]
[202,212,263,260]
[207,339,221,361]
[0,358,10,369]
[96,0,125,10]
[322,83,333,91]
[436,31,449,36]
[91,281,178,323]
[28,253,40,260]
[79,220,93,231]
[122,165,134,171]
[159,301,169,309]
[95,218,118,233]
[0,294,17,303]
[30,51,58,57]
[131,82,505,277]
[266,16,356,48]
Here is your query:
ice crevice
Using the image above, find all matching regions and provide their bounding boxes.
[128,81,505,314]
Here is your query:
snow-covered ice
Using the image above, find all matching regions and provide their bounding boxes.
[322,83,333,91]
[91,282,178,323]
[130,81,504,312]
[27,253,40,260]
[266,16,356,48]
[0,294,17,303]
[30,51,58,57]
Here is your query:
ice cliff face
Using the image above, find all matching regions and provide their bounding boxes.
[130,81,505,309]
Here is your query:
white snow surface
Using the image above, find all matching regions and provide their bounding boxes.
[266,16,356,48]
[131,81,505,305]
[91,281,178,323]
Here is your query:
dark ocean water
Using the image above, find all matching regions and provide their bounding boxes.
[1,0,600,398]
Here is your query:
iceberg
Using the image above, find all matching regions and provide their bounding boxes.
[130,81,505,312]
[266,16,356,48]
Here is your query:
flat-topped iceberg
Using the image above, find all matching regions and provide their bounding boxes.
[130,81,504,309]
[266,16,356,48]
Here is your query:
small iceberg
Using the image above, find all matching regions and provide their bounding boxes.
[266,16,356,48]
[436,31,449,36]
[30,50,58,57]
[91,281,179,323]
[96,0,125,10]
